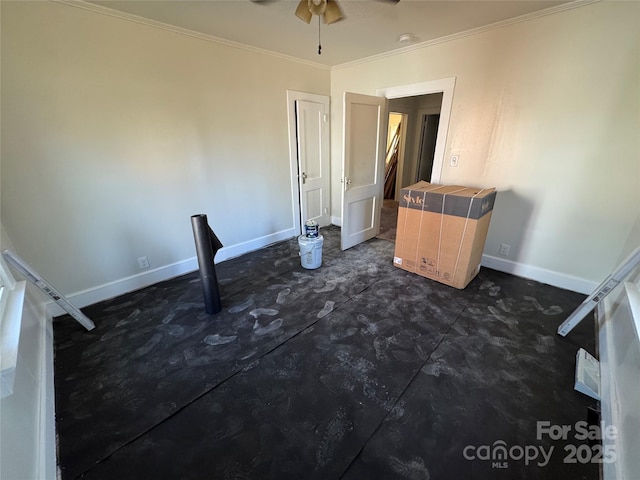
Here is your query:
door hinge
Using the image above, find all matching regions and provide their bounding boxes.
[323,114,328,123]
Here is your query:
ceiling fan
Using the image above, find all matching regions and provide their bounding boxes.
[293,0,400,25]
[254,0,400,55]
[294,0,344,25]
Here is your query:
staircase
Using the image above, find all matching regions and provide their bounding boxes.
[383,123,401,200]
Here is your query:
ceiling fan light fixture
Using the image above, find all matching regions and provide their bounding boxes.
[295,0,313,23]
[308,0,327,16]
[323,0,344,24]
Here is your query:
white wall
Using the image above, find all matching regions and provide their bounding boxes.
[620,213,640,265]
[2,1,639,301]
[330,1,640,291]
[1,1,329,302]
[0,225,56,480]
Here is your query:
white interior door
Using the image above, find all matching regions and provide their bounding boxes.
[296,99,330,228]
[341,92,388,250]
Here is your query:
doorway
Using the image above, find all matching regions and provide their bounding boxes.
[377,78,455,184]
[286,91,331,236]
[383,112,404,200]
[416,113,441,182]
[374,78,454,244]
[335,78,456,251]
[379,111,404,243]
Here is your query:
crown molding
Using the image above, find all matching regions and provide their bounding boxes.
[52,0,600,72]
[332,0,601,71]
[52,0,330,70]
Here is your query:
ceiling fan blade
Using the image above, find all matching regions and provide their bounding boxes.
[295,0,313,23]
[323,0,344,24]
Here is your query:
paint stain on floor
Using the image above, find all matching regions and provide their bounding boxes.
[53,226,598,480]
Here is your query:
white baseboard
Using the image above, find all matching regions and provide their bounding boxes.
[481,254,598,295]
[45,230,596,317]
[331,216,342,227]
[46,227,296,317]
[46,258,199,317]
[215,227,296,263]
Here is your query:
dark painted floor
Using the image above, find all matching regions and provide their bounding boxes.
[377,199,398,243]
[54,226,598,480]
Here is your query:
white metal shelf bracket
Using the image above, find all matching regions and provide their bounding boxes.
[1,250,95,331]
[558,246,640,337]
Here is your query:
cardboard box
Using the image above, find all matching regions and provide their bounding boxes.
[393,182,496,289]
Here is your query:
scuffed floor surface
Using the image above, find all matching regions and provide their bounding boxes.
[54,226,598,479]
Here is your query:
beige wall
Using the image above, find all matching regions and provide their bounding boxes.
[1,1,329,296]
[2,1,639,299]
[331,1,640,287]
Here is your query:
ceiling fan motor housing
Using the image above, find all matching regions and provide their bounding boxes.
[308,0,327,16]
[295,0,344,25]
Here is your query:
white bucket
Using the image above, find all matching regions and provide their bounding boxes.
[298,234,323,269]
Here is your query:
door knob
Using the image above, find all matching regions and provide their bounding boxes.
[301,172,307,184]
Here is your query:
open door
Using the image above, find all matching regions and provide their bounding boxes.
[341,92,388,250]
[287,90,330,235]
[296,99,330,228]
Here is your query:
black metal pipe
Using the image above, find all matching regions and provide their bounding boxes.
[191,214,223,314]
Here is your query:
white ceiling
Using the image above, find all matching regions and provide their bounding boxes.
[87,0,571,66]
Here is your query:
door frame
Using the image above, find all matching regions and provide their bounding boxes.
[376,77,456,184]
[286,90,330,235]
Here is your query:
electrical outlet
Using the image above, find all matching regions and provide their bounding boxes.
[137,256,150,269]
[499,244,510,256]
[450,155,459,167]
